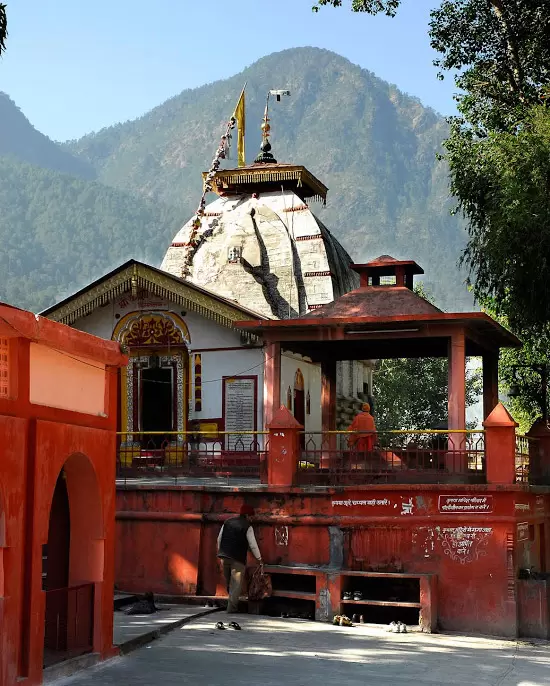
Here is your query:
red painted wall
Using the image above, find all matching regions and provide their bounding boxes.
[115,485,549,637]
[0,308,126,686]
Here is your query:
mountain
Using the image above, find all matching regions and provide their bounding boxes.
[66,48,471,310]
[0,101,182,310]
[1,47,472,312]
[0,92,95,179]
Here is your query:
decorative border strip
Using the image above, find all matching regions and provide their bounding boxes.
[295,234,322,242]
[194,353,202,412]
[304,271,333,278]
[283,204,308,213]
[45,264,260,342]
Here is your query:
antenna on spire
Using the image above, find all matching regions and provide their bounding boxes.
[255,88,291,164]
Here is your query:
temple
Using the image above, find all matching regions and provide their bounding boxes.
[20,87,550,665]
[43,111,375,443]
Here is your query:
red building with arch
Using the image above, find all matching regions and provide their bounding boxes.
[0,303,127,686]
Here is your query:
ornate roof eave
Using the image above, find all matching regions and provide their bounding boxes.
[202,164,328,205]
[42,261,263,341]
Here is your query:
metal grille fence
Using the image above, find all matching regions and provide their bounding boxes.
[296,430,486,485]
[515,434,538,484]
[117,431,267,482]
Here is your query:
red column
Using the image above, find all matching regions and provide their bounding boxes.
[448,331,466,431]
[484,402,518,484]
[448,331,467,473]
[267,406,302,486]
[482,352,499,420]
[263,342,281,429]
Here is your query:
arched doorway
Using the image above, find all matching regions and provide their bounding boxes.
[293,370,305,425]
[43,454,103,667]
[294,369,305,449]
[113,311,190,452]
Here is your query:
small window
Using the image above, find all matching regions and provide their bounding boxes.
[228,246,242,263]
[380,275,396,286]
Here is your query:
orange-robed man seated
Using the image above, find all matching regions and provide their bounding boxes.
[347,403,377,452]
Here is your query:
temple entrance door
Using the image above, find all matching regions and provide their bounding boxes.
[141,365,173,448]
[43,474,70,658]
[43,454,101,668]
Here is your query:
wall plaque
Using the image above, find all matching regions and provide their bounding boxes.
[223,376,257,450]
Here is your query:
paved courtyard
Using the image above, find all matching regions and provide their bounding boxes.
[53,614,550,686]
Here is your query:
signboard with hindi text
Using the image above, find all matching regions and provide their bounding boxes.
[438,495,493,513]
[223,376,257,450]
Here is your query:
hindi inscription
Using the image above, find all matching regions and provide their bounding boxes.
[223,377,257,449]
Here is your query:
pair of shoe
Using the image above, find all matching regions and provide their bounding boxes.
[216,621,241,630]
[387,621,407,633]
[333,615,353,627]
[351,614,366,623]
[342,591,363,601]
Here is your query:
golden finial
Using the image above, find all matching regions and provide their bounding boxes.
[255,89,290,164]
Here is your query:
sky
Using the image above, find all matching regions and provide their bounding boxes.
[0,0,458,141]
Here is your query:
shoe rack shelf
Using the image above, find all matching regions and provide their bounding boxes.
[270,590,317,600]
[260,566,437,631]
[341,599,421,608]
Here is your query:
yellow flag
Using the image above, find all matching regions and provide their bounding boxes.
[233,86,246,167]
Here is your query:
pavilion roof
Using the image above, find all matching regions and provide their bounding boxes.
[301,285,442,320]
[236,281,521,360]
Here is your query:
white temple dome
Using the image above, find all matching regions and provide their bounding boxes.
[161,184,357,320]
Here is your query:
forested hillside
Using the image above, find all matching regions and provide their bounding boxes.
[1,47,471,311]
[0,93,95,179]
[0,156,181,310]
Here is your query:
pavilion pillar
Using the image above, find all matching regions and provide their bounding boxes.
[448,331,467,474]
[263,342,281,428]
[321,359,337,469]
[482,352,499,420]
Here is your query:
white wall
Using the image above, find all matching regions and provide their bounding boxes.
[280,353,322,433]
[193,347,264,430]
[71,294,264,429]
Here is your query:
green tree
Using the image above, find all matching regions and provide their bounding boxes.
[373,286,482,431]
[450,104,550,330]
[480,302,550,432]
[313,0,401,14]
[313,1,550,328]
[373,356,482,431]
[0,4,7,56]
[315,1,550,417]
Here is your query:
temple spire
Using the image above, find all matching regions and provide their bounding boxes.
[254,89,290,165]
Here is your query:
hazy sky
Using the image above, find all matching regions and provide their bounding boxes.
[1,0,457,141]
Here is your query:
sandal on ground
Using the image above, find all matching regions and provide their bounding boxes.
[215,621,226,630]
[228,621,242,630]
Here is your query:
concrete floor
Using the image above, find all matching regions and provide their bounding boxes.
[51,614,550,686]
[113,604,217,647]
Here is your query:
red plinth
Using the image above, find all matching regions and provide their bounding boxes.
[267,405,302,486]
[484,403,518,485]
